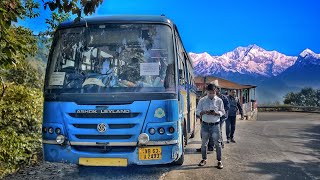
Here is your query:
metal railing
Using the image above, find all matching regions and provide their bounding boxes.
[258,105,320,113]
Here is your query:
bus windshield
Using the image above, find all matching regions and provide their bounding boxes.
[45,24,175,94]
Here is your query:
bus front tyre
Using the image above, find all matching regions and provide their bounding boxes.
[173,134,185,165]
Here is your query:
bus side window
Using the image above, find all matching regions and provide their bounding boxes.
[184,53,193,87]
[179,54,186,82]
[175,29,188,85]
[180,61,186,84]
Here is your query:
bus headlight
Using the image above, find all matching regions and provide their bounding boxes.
[55,128,61,134]
[158,127,165,134]
[56,135,65,145]
[148,128,156,135]
[48,127,54,134]
[138,133,149,145]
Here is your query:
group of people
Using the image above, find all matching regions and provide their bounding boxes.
[196,81,244,169]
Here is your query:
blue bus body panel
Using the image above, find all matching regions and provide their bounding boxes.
[42,99,181,165]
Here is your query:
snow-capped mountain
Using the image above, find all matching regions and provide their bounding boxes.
[299,48,320,59]
[296,49,320,67]
[276,49,320,88]
[257,49,320,104]
[190,44,297,78]
[190,45,320,104]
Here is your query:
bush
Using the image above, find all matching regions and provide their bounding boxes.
[0,83,43,178]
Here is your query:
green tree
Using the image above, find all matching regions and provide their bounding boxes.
[43,0,103,22]
[284,88,319,107]
[0,0,40,66]
[317,90,320,107]
[300,87,317,107]
[39,11,70,50]
[5,61,43,89]
[284,92,301,106]
[1,0,103,67]
[0,26,38,67]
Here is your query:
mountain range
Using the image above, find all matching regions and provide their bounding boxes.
[189,45,320,104]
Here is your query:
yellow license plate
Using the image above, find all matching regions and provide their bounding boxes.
[138,147,162,160]
[79,158,128,166]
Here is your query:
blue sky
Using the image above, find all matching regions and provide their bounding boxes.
[19,0,320,56]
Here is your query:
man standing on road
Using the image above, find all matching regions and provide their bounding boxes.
[197,83,225,169]
[226,89,244,143]
[196,81,229,152]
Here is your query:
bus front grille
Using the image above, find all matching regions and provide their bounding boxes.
[75,135,132,140]
[72,124,136,129]
[73,146,135,153]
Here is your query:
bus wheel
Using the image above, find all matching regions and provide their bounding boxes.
[173,134,185,165]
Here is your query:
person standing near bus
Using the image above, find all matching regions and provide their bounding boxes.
[196,83,225,169]
[196,81,229,152]
[226,89,244,143]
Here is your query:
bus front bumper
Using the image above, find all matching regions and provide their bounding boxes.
[42,140,181,166]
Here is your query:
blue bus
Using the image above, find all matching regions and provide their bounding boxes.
[42,15,197,166]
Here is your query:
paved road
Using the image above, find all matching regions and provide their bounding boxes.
[5,112,320,180]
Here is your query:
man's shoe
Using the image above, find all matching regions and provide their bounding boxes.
[227,139,230,143]
[217,161,223,169]
[231,138,236,143]
[198,159,207,166]
[221,142,224,148]
[196,148,201,152]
